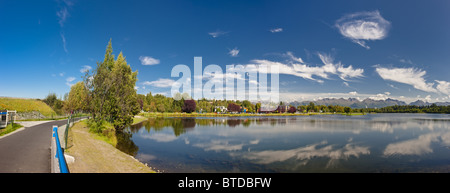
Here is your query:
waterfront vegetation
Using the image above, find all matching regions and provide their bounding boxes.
[138,111,366,118]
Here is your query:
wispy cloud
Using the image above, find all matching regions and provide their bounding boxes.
[284,51,304,63]
[269,28,283,33]
[60,32,68,53]
[80,65,92,73]
[57,6,69,27]
[139,56,160,65]
[335,10,391,49]
[375,66,450,97]
[143,78,176,88]
[248,52,364,83]
[228,48,239,57]
[375,66,437,93]
[66,76,76,87]
[56,0,73,53]
[208,30,228,38]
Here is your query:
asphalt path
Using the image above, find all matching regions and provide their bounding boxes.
[0,118,83,173]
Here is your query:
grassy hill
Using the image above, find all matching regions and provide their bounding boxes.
[0,97,56,117]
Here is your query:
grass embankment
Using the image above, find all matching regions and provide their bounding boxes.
[0,123,23,137]
[132,115,148,125]
[139,112,367,118]
[65,120,155,173]
[0,97,56,117]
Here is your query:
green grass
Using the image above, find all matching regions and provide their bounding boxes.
[0,97,56,117]
[132,116,148,125]
[0,123,23,136]
[85,119,118,146]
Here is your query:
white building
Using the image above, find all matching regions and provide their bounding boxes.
[0,110,16,128]
[214,106,227,113]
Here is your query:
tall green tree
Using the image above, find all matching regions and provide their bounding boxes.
[86,39,139,130]
[67,81,89,113]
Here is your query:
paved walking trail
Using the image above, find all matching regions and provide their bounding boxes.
[0,119,69,173]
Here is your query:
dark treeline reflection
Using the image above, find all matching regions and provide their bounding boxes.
[128,117,293,136]
[115,130,139,156]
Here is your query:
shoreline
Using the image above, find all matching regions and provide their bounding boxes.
[139,112,369,118]
[66,120,155,173]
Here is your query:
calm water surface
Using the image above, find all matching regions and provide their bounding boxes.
[120,113,450,172]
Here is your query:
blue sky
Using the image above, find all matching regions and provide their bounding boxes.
[1,0,449,103]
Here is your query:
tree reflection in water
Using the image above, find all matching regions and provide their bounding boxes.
[119,117,317,156]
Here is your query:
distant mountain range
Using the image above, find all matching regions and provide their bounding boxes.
[289,98,450,109]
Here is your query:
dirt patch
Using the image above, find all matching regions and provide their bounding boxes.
[66,121,155,173]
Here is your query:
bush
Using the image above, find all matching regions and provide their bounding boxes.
[182,100,196,113]
[87,119,114,134]
[227,103,241,113]
[288,106,296,113]
[86,119,117,146]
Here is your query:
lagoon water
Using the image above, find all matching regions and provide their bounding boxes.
[121,114,450,172]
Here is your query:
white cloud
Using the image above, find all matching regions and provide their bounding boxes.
[66,77,75,82]
[60,32,68,53]
[56,0,73,27]
[66,76,76,87]
[139,132,177,142]
[335,10,391,49]
[399,58,413,65]
[193,140,244,152]
[383,132,447,156]
[143,78,176,88]
[208,30,228,38]
[269,28,283,33]
[375,67,437,93]
[57,0,73,53]
[241,140,370,166]
[369,92,391,100]
[435,80,450,95]
[247,52,363,84]
[80,65,92,73]
[284,51,304,63]
[57,7,69,27]
[228,48,240,57]
[139,56,160,65]
[388,84,398,89]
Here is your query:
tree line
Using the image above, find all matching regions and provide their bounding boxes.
[364,104,450,114]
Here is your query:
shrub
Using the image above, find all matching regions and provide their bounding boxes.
[182,100,196,113]
[227,103,241,113]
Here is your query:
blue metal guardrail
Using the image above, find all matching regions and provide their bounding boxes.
[53,126,69,173]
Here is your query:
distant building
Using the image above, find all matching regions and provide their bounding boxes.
[214,106,227,113]
[258,106,274,114]
[276,105,289,113]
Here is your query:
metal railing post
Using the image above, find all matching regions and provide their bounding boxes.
[53,126,69,173]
